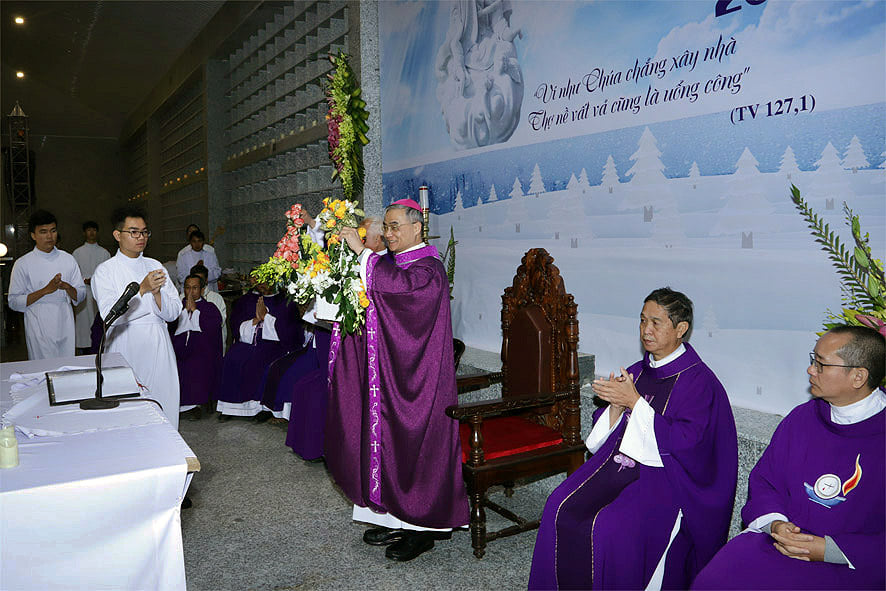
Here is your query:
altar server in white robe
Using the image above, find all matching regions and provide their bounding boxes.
[8,209,86,360]
[92,206,182,429]
[72,221,111,351]
[176,229,221,291]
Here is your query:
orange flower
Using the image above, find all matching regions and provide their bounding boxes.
[326,219,336,229]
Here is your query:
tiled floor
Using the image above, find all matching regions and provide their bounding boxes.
[179,414,546,591]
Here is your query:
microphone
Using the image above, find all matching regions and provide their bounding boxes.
[104,282,140,324]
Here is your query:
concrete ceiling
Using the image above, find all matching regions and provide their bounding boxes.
[1,1,225,139]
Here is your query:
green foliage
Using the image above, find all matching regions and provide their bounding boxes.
[326,52,370,199]
[790,185,885,311]
[442,227,458,298]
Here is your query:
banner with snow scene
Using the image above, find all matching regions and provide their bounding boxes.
[378,0,886,416]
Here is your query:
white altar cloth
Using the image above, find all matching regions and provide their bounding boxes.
[0,354,197,591]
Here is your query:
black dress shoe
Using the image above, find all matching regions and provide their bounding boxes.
[385,532,436,561]
[181,496,193,509]
[253,410,273,423]
[363,527,407,546]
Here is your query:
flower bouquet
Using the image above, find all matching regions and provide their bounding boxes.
[275,198,368,334]
[250,204,307,290]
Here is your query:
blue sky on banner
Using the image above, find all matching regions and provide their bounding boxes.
[379,0,886,173]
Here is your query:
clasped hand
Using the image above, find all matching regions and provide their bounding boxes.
[592,368,641,410]
[253,296,267,324]
[140,269,166,295]
[769,520,825,562]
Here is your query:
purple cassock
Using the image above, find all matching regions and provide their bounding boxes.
[216,291,303,405]
[529,343,737,590]
[170,299,223,406]
[692,398,885,590]
[89,311,103,354]
[324,244,469,529]
[281,327,332,460]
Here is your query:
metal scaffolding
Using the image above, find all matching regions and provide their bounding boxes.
[6,102,33,258]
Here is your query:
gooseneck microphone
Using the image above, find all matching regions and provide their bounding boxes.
[105,281,140,326]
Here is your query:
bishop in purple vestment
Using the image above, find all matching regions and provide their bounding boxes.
[693,326,885,590]
[327,200,468,562]
[170,274,223,410]
[529,288,737,590]
[216,282,303,418]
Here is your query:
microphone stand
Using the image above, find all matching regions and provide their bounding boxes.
[80,311,124,410]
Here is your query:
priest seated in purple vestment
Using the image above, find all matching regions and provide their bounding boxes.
[171,274,223,421]
[692,326,885,591]
[529,287,738,590]
[326,199,468,562]
[216,278,303,421]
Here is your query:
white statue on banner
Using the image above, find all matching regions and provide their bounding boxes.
[435,0,524,150]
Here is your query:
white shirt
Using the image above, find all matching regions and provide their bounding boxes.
[71,242,111,347]
[177,247,221,292]
[8,247,86,359]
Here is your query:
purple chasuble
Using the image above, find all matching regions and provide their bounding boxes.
[216,291,303,404]
[324,245,469,528]
[170,299,223,406]
[692,399,885,590]
[284,327,332,460]
[529,343,737,590]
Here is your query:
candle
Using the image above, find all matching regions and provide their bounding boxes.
[419,186,429,210]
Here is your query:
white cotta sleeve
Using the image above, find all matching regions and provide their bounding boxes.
[585,408,624,453]
[261,313,279,341]
[239,319,257,344]
[174,308,201,336]
[618,397,664,467]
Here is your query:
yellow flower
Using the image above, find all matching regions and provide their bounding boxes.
[359,295,370,308]
[357,227,367,239]
[326,219,336,229]
[323,198,329,206]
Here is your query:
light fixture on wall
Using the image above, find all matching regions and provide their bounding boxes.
[16,71,25,79]
[14,16,25,25]
[0,243,7,257]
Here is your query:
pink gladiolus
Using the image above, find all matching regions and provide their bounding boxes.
[855,314,886,337]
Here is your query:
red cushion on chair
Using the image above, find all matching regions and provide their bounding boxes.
[459,416,564,463]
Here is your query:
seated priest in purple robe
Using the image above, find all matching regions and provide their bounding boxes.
[277,216,387,458]
[170,274,223,421]
[692,326,885,591]
[327,200,468,562]
[529,287,738,590]
[215,280,303,420]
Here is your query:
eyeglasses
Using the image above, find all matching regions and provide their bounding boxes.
[383,221,419,234]
[119,229,151,238]
[808,352,857,373]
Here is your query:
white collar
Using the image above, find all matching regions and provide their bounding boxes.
[397,242,427,255]
[648,343,686,368]
[831,389,886,425]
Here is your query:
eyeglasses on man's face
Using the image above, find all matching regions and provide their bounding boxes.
[808,352,856,374]
[119,229,151,238]
[383,220,419,234]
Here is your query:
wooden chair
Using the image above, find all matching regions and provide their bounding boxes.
[447,248,585,558]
